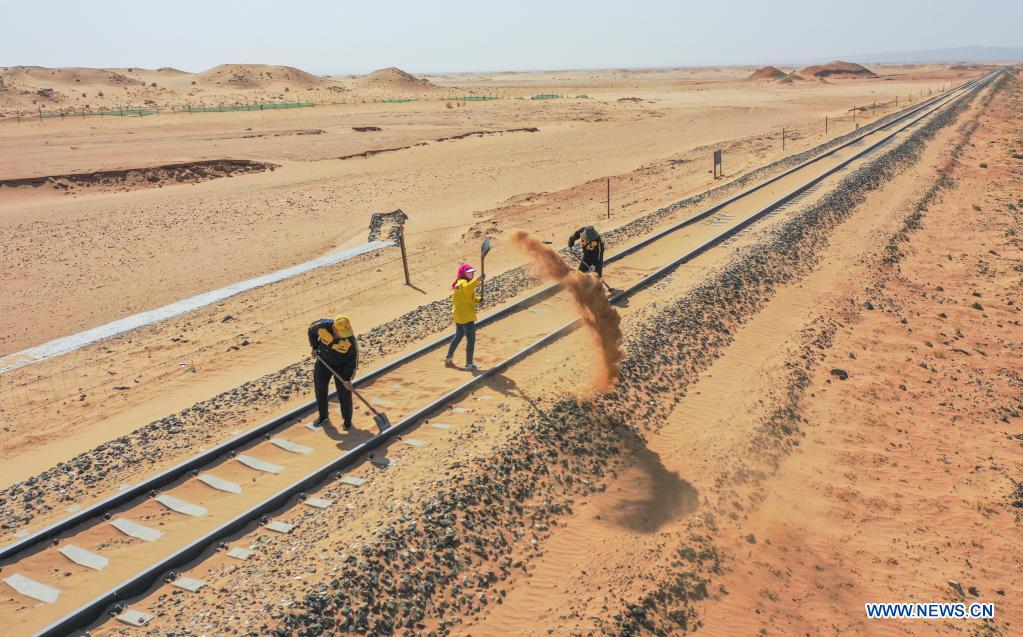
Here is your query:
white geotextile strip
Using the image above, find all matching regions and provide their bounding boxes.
[0,241,394,374]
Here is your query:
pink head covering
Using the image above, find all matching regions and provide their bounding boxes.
[452,262,476,289]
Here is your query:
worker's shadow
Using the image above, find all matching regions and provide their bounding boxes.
[319,418,374,451]
[486,374,543,417]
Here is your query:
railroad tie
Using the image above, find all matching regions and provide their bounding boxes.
[171,576,207,593]
[235,455,285,474]
[58,544,109,571]
[110,518,163,542]
[2,573,61,603]
[154,494,208,517]
[270,437,313,454]
[198,473,242,494]
[116,609,155,627]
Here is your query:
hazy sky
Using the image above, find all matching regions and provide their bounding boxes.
[2,0,1019,74]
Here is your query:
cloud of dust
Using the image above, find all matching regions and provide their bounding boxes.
[512,230,623,391]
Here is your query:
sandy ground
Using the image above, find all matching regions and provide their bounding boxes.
[0,63,1017,636]
[0,64,975,493]
[78,68,1016,636]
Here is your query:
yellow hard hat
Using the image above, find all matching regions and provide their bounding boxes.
[333,315,354,338]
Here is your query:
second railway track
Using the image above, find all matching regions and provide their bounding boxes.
[0,68,1002,636]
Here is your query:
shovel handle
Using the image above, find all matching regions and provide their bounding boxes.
[314,354,382,417]
[578,257,612,291]
[479,251,487,305]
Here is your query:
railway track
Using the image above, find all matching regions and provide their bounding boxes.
[0,68,1002,636]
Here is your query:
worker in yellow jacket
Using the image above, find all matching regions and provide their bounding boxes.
[444,263,484,370]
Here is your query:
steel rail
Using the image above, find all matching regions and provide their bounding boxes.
[8,68,1000,636]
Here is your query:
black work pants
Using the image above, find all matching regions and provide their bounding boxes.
[313,358,353,424]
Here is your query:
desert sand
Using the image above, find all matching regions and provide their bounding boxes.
[0,61,1018,636]
[0,64,965,461]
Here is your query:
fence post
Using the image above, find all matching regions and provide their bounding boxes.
[398,221,411,287]
[781,127,785,150]
[606,177,611,220]
[825,115,828,134]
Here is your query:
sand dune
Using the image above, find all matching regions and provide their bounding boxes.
[356,66,437,90]
[195,63,328,89]
[796,59,878,79]
[746,65,787,81]
[2,65,142,87]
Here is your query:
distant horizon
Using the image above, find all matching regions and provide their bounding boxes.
[3,44,1020,79]
[2,0,1020,76]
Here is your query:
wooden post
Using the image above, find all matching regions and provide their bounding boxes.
[781,127,785,150]
[825,115,828,134]
[606,177,611,220]
[398,220,411,287]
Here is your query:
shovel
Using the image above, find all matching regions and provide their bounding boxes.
[479,236,493,305]
[579,258,613,293]
[314,355,392,432]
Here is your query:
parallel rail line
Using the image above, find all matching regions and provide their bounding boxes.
[0,68,1001,636]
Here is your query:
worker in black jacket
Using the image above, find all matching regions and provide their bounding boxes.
[568,226,605,277]
[307,315,358,430]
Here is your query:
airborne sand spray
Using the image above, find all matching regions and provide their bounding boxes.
[512,230,623,391]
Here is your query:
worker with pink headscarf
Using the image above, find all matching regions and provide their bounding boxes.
[445,262,485,370]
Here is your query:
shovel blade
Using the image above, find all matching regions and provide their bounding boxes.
[481,237,492,258]
[374,413,391,433]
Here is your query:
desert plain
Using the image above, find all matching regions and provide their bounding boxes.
[0,59,1020,636]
